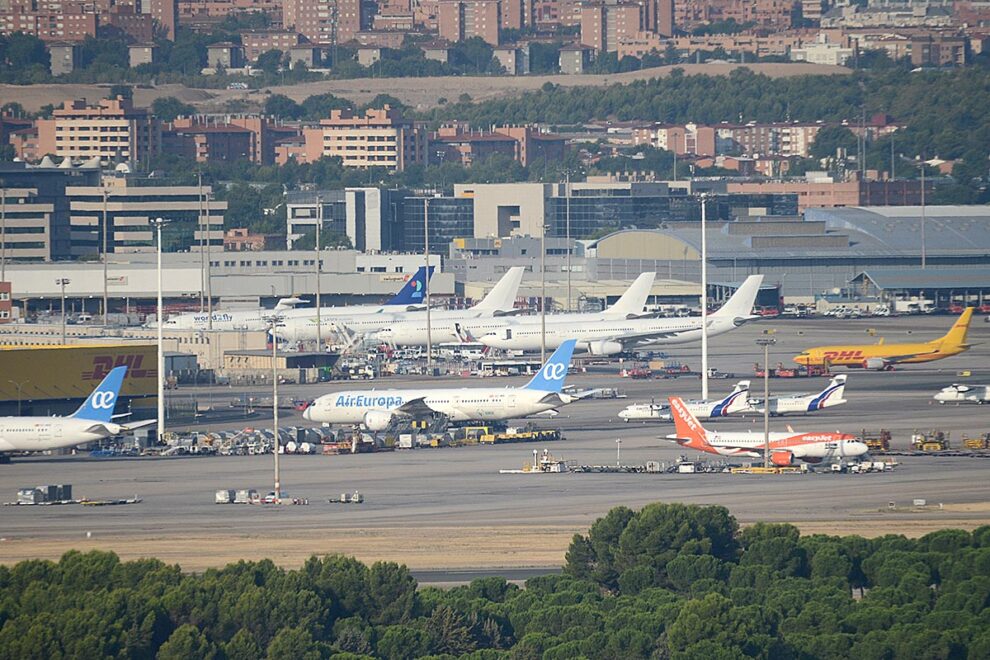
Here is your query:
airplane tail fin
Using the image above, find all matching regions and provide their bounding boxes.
[471,266,525,312]
[606,272,656,318]
[711,275,765,321]
[385,266,433,306]
[71,366,127,423]
[669,396,713,450]
[810,374,847,410]
[524,339,577,393]
[711,380,751,416]
[274,297,307,311]
[934,307,974,350]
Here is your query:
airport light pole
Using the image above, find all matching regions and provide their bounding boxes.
[920,156,926,270]
[2,186,7,283]
[540,222,547,363]
[7,379,29,415]
[565,173,571,313]
[264,313,284,503]
[56,277,70,344]
[206,189,213,330]
[756,335,776,469]
[151,217,169,444]
[102,187,109,326]
[315,195,323,350]
[424,196,432,373]
[198,173,205,313]
[700,193,709,400]
[616,438,621,467]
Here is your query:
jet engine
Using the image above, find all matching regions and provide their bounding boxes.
[584,340,623,356]
[862,357,889,370]
[363,410,395,431]
[771,451,795,467]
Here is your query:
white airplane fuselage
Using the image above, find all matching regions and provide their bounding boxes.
[0,417,121,453]
[304,387,574,426]
[674,429,869,462]
[481,317,739,354]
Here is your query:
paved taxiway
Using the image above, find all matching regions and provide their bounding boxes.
[1,315,988,571]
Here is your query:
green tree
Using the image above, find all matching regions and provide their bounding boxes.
[224,629,262,660]
[266,626,321,660]
[257,49,284,75]
[264,94,303,119]
[157,624,217,660]
[152,96,196,122]
[809,125,858,160]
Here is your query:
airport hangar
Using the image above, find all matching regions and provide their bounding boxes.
[452,205,990,306]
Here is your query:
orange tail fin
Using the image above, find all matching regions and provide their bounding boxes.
[668,397,713,451]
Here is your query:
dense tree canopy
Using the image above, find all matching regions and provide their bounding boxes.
[1,504,988,658]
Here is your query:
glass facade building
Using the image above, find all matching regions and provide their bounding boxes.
[401,197,475,253]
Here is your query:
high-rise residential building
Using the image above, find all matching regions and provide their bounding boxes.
[147,0,177,40]
[283,0,367,44]
[302,106,427,171]
[35,98,160,164]
[2,0,97,42]
[580,2,643,53]
[438,0,501,45]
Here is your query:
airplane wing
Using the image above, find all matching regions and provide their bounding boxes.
[394,397,441,417]
[121,419,157,431]
[598,328,697,349]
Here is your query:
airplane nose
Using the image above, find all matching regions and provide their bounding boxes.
[302,405,312,421]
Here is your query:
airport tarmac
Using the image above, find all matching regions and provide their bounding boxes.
[1,314,988,573]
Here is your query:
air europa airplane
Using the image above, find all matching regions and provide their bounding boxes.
[794,307,974,370]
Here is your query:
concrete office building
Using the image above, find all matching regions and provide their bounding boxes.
[0,162,100,261]
[65,178,226,257]
[285,188,407,251]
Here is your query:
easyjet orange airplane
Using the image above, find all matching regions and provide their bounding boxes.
[794,307,974,370]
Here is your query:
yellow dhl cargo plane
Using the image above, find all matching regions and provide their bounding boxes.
[794,307,974,370]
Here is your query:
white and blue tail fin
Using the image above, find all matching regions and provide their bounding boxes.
[711,275,764,321]
[524,339,577,393]
[809,374,847,411]
[71,366,127,422]
[606,272,656,318]
[710,380,751,417]
[472,266,525,312]
[386,266,433,306]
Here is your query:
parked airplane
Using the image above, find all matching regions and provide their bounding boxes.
[278,267,526,344]
[934,383,990,405]
[665,395,868,465]
[303,339,580,430]
[618,380,752,422]
[0,366,154,460]
[161,266,434,331]
[374,271,658,348]
[750,375,848,416]
[794,307,974,370]
[480,274,764,355]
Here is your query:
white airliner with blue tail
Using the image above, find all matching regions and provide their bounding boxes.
[0,366,154,460]
[303,339,581,430]
[751,375,848,416]
[161,266,434,331]
[618,380,752,422]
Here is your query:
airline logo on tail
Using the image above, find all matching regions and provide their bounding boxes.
[710,381,750,417]
[808,375,846,411]
[669,396,712,451]
[387,266,433,305]
[72,365,128,423]
[524,339,577,393]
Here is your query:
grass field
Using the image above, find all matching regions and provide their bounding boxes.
[1,62,851,113]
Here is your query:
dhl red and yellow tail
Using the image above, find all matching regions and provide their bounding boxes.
[668,397,715,452]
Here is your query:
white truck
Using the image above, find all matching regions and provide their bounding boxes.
[934,384,990,405]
